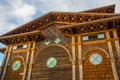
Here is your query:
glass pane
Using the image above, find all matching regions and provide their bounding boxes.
[47,57,57,68]
[12,61,21,71]
[13,46,17,50]
[98,34,105,39]
[45,40,50,45]
[82,36,89,41]
[89,53,102,65]
[54,38,61,44]
[23,44,27,48]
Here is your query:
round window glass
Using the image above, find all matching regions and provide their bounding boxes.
[47,57,57,68]
[89,53,102,65]
[12,61,21,71]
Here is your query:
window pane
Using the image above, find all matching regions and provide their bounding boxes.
[13,46,17,50]
[82,36,89,41]
[98,34,105,39]
[23,44,27,48]
[89,35,97,40]
[54,38,61,44]
[45,40,50,45]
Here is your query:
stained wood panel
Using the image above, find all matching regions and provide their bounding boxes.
[31,46,72,80]
[83,49,114,80]
[4,57,24,80]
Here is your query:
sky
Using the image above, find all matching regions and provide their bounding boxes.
[0,0,120,66]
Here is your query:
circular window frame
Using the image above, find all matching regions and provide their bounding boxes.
[89,53,102,65]
[12,60,21,71]
[47,57,57,68]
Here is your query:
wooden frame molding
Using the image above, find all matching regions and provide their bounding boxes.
[27,41,36,80]
[22,43,31,80]
[78,35,83,80]
[71,35,76,80]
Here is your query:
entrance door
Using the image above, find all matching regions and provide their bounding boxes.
[4,57,24,80]
[83,49,114,80]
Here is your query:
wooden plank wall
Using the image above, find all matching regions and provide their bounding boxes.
[31,46,72,80]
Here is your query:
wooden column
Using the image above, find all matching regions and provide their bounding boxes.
[22,43,31,80]
[113,30,120,57]
[1,45,12,80]
[78,35,83,80]
[27,41,36,80]
[106,31,119,80]
[71,35,76,80]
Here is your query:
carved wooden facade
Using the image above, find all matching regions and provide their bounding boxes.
[0,4,120,80]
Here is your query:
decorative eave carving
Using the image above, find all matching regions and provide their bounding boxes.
[2,5,116,36]
[58,16,120,36]
[0,30,45,45]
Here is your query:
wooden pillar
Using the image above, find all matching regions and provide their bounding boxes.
[71,35,76,80]
[78,35,83,80]
[1,45,12,80]
[22,43,31,80]
[27,41,36,80]
[113,30,120,57]
[105,31,119,80]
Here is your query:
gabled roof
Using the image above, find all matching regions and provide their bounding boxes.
[0,4,118,45]
[2,4,115,36]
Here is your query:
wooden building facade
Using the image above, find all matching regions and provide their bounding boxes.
[0,4,120,80]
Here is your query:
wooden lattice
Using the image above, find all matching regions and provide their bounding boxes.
[111,40,120,79]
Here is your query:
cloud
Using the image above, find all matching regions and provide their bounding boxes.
[29,0,120,13]
[0,0,37,35]
[9,0,37,21]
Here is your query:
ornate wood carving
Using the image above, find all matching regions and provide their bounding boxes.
[0,31,45,45]
[111,40,120,79]
[59,16,120,36]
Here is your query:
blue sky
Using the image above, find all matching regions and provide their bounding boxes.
[0,0,120,66]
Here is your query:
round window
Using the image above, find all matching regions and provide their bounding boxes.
[47,57,57,68]
[12,61,21,71]
[89,53,102,65]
